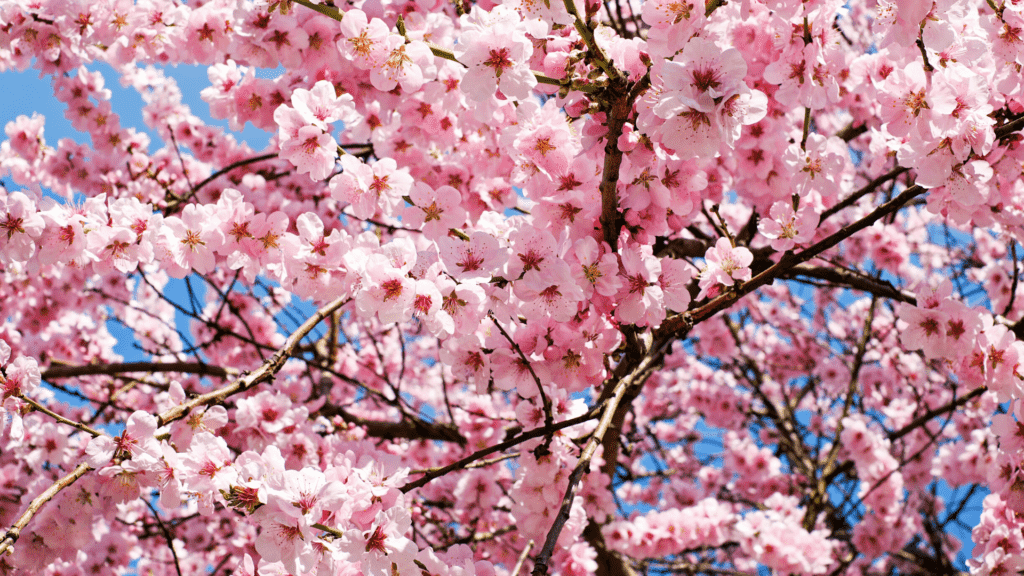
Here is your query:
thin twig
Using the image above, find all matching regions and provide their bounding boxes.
[1003,241,1019,319]
[43,361,237,380]
[157,296,350,427]
[401,410,599,493]
[168,152,278,211]
[144,498,184,576]
[0,463,92,556]
[19,395,104,437]
[531,353,657,576]
[166,126,195,192]
[488,313,553,430]
[511,540,535,576]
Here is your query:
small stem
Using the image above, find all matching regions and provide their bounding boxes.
[801,107,812,151]
[19,395,104,437]
[144,499,184,576]
[705,0,725,17]
[511,541,535,576]
[401,410,599,493]
[292,0,343,21]
[488,313,553,431]
[562,0,622,82]
[531,356,655,576]
[313,522,345,539]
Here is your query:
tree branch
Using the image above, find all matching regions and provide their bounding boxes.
[43,362,236,380]
[658,182,928,338]
[0,463,92,557]
[401,410,600,493]
[318,404,467,444]
[156,296,349,427]
[531,352,659,576]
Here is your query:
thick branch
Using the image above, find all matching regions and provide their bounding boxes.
[318,404,467,444]
[599,91,633,249]
[820,166,909,222]
[780,264,916,304]
[43,362,235,380]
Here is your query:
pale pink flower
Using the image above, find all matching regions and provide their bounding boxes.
[370,36,435,93]
[617,243,665,327]
[1,355,40,401]
[782,134,847,197]
[163,204,224,277]
[0,191,45,265]
[438,232,507,281]
[874,0,932,49]
[37,202,91,268]
[253,505,317,575]
[437,277,487,335]
[516,259,585,322]
[339,508,418,576]
[505,225,559,280]
[5,113,46,161]
[763,41,841,110]
[898,303,951,360]
[572,237,622,298]
[758,201,819,252]
[278,123,337,181]
[411,278,454,336]
[330,156,410,219]
[267,467,346,523]
[338,9,390,70]
[404,183,467,240]
[877,62,931,139]
[356,254,416,325]
[85,410,161,468]
[645,38,767,156]
[454,6,539,101]
[659,258,693,313]
[88,225,142,274]
[697,238,753,300]
[441,335,492,393]
[291,80,357,130]
[236,391,297,435]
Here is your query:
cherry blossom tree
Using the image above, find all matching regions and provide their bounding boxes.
[1,0,1024,575]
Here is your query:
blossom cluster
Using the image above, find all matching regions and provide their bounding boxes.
[1,0,1023,575]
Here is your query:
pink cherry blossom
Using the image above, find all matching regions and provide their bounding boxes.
[0,191,45,265]
[758,200,819,252]
[697,238,753,300]
[403,183,467,240]
[454,6,539,102]
[617,243,665,327]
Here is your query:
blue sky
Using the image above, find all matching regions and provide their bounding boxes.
[0,62,272,152]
